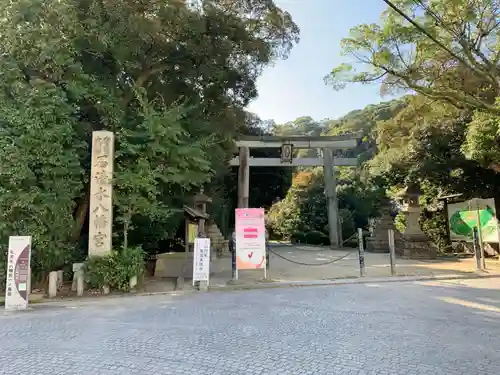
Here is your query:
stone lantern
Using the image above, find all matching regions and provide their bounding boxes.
[193,188,212,237]
[193,189,229,258]
[366,199,398,253]
[399,185,437,259]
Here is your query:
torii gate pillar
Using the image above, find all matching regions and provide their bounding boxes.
[233,135,358,248]
[323,148,339,248]
[237,146,250,208]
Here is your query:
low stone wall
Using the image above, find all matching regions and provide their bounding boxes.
[401,241,438,259]
[366,238,389,253]
[366,211,399,253]
[154,252,193,278]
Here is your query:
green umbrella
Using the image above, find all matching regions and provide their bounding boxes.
[449,206,495,238]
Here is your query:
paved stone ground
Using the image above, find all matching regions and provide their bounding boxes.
[2,279,500,375]
[207,244,500,286]
[140,244,500,293]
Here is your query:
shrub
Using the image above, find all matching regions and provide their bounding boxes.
[320,234,330,246]
[84,246,145,292]
[394,211,406,233]
[419,208,449,252]
[290,231,305,244]
[304,231,327,245]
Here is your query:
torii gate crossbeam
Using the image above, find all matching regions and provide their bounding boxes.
[233,135,359,248]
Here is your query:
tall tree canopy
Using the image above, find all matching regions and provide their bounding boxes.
[0,0,299,283]
[327,0,500,114]
[371,95,500,198]
[326,0,500,173]
[267,100,402,241]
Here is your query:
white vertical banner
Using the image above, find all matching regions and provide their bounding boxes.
[192,238,210,285]
[5,236,32,311]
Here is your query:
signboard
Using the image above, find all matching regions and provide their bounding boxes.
[5,236,32,310]
[281,144,293,163]
[448,198,499,243]
[192,238,210,284]
[235,208,266,270]
[187,223,198,244]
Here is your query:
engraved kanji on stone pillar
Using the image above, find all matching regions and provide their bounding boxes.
[88,131,114,256]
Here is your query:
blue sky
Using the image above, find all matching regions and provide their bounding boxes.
[246,0,391,124]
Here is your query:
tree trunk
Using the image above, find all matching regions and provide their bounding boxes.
[71,194,89,243]
[123,221,129,250]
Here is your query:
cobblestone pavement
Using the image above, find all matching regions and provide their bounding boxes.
[2,279,500,375]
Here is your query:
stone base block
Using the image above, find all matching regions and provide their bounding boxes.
[366,239,389,253]
[155,252,193,278]
[366,238,389,253]
[402,241,437,259]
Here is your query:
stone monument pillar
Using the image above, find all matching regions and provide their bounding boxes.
[401,186,437,259]
[88,131,114,256]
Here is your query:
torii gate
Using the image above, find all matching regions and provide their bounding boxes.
[230,135,358,248]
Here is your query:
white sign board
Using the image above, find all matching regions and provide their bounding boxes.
[235,208,266,270]
[5,236,32,311]
[192,238,210,284]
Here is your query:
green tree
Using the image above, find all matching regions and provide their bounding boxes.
[267,100,403,241]
[210,116,293,236]
[370,95,500,248]
[114,92,213,249]
[462,100,500,172]
[327,0,500,114]
[0,0,299,282]
[324,99,406,161]
[371,96,500,199]
[268,167,385,241]
[0,75,84,282]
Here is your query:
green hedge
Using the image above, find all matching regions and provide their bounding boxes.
[291,231,305,244]
[304,231,330,245]
[0,246,6,292]
[84,246,145,292]
[292,230,330,245]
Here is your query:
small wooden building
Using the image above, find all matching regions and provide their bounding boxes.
[154,205,208,281]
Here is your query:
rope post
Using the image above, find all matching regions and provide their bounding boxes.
[230,233,237,280]
[357,228,366,277]
[231,249,237,279]
[388,229,396,276]
[473,227,484,271]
